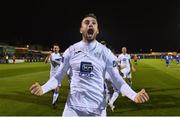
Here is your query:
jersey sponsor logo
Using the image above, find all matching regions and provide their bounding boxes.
[55,58,61,61]
[79,62,94,78]
[122,58,127,62]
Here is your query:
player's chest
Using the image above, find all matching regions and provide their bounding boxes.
[120,56,128,62]
[69,50,105,71]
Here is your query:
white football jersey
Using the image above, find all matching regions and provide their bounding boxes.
[118,53,131,69]
[42,40,137,114]
[105,72,111,81]
[50,52,62,78]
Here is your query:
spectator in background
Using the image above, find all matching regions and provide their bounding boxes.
[5,54,9,64]
[13,54,16,64]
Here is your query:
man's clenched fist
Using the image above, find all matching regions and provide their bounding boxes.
[30,82,43,96]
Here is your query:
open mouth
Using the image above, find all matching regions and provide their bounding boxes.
[87,29,94,35]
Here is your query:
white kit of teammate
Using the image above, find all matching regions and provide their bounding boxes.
[45,44,63,108]
[108,47,134,111]
[118,51,132,80]
[50,52,62,80]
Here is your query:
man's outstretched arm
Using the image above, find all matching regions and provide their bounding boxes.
[106,49,149,103]
[30,48,71,96]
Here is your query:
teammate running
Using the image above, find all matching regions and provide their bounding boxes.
[44,43,63,108]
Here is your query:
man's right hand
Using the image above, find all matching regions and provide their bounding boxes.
[30,82,43,96]
[134,89,149,103]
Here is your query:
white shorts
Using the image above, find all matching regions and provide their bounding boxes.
[121,68,131,79]
[62,104,106,117]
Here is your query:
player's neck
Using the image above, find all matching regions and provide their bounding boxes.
[82,37,96,44]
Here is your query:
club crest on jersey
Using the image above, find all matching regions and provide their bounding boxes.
[113,61,118,67]
[94,52,101,58]
[79,62,94,78]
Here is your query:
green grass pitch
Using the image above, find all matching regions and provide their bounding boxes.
[0,59,180,116]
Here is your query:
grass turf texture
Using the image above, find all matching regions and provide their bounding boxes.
[0,59,180,116]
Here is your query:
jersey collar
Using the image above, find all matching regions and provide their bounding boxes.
[80,40,97,52]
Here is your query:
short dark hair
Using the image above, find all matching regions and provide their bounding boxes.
[83,13,97,20]
[53,43,59,47]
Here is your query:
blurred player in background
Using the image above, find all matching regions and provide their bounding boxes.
[169,54,173,63]
[118,47,135,87]
[175,54,180,64]
[44,43,63,108]
[164,54,170,67]
[138,55,141,61]
[108,47,136,111]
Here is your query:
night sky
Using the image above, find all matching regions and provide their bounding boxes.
[0,0,179,53]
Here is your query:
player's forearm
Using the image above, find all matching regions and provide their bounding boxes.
[107,67,137,101]
[55,66,68,85]
[107,67,126,90]
[42,62,69,94]
[44,57,49,64]
[120,83,137,101]
[44,55,50,64]
[42,78,58,94]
